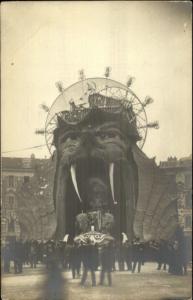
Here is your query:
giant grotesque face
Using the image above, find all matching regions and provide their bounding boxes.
[50,81,178,243]
[53,110,138,240]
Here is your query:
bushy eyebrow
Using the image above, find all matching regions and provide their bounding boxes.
[96,128,124,137]
[95,123,125,137]
[59,129,80,140]
[95,122,119,131]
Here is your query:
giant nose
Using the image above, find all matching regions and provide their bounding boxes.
[81,130,96,153]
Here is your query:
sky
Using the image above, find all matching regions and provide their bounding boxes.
[1,1,192,163]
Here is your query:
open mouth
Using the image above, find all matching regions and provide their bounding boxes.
[61,156,121,237]
[55,153,137,239]
[70,157,117,207]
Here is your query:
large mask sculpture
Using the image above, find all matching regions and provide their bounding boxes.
[44,75,178,242]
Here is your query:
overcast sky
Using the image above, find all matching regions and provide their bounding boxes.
[1,1,192,163]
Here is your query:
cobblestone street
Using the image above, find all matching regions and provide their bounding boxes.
[1,263,192,300]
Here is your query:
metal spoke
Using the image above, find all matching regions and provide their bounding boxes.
[129,95,136,103]
[49,121,57,126]
[136,113,146,123]
[47,129,55,134]
[47,124,56,130]
[132,101,141,106]
[109,89,118,98]
[136,119,143,129]
[46,135,53,142]
[115,88,123,98]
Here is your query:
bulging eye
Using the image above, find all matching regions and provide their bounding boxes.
[69,133,79,140]
[61,132,79,143]
[100,133,107,139]
[107,132,116,138]
[96,130,122,140]
[97,132,117,139]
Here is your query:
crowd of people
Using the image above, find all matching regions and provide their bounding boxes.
[2,236,190,287]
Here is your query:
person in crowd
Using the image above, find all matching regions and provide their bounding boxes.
[116,241,125,271]
[37,240,44,264]
[2,240,12,273]
[56,241,66,268]
[173,240,183,275]
[80,238,97,287]
[132,237,144,273]
[43,240,48,259]
[45,240,58,270]
[178,236,189,275]
[13,238,23,274]
[168,240,183,275]
[167,240,174,274]
[63,241,72,270]
[149,240,159,262]
[157,240,168,271]
[141,241,150,264]
[22,240,30,265]
[69,242,81,279]
[99,240,114,286]
[123,240,132,271]
[111,242,117,272]
[29,239,38,268]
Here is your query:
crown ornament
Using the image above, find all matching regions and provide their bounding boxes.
[36,68,159,154]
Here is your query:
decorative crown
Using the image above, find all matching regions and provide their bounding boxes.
[37,71,159,154]
[58,92,135,125]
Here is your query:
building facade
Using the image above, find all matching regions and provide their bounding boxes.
[2,157,35,241]
[160,155,192,257]
[1,155,56,242]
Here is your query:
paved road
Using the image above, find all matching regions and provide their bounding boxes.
[1,263,192,300]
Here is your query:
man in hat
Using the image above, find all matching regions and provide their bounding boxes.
[13,238,24,274]
[80,238,97,287]
[99,239,114,286]
[2,240,12,273]
[69,242,81,279]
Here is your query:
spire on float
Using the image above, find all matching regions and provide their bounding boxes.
[104,66,111,78]
[55,81,64,93]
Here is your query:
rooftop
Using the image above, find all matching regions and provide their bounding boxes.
[2,155,48,171]
[160,154,192,169]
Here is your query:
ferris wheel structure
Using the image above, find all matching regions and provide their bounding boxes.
[42,73,158,155]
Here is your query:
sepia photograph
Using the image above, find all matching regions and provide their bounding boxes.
[1,1,192,300]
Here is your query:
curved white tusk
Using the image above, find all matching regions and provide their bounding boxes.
[122,232,128,244]
[63,234,69,242]
[109,163,117,204]
[70,165,82,203]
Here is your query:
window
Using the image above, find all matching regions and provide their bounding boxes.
[185,174,192,188]
[185,191,192,209]
[6,196,14,209]
[175,172,185,184]
[8,196,14,209]
[24,176,30,184]
[8,217,15,232]
[185,215,192,228]
[8,175,14,188]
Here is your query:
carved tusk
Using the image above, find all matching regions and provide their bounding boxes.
[109,163,117,204]
[122,232,128,244]
[70,165,82,203]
